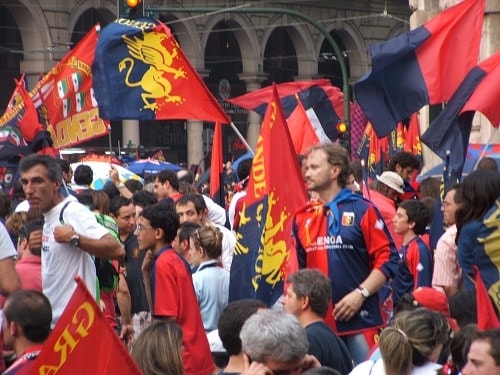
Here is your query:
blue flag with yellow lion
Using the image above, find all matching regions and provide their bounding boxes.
[93,17,229,123]
[229,84,308,306]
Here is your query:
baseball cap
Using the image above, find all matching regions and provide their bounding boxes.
[376,171,405,194]
[412,287,459,331]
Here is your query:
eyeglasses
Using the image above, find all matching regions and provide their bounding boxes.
[134,224,156,232]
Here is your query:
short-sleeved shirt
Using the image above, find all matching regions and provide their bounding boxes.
[0,223,16,261]
[123,233,149,314]
[192,260,229,332]
[432,225,461,292]
[151,246,214,375]
[393,236,433,305]
[43,198,109,326]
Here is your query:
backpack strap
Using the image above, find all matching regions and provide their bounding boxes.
[59,201,73,224]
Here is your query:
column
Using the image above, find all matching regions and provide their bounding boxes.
[187,120,204,169]
[122,120,140,153]
[238,73,268,150]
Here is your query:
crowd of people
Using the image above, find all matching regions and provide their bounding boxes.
[0,146,500,374]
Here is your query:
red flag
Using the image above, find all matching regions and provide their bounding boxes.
[286,95,321,154]
[29,277,142,374]
[15,79,44,142]
[365,123,389,180]
[31,24,109,149]
[403,113,422,162]
[229,84,308,306]
[210,122,224,205]
[461,51,500,127]
[93,18,230,124]
[474,266,500,330]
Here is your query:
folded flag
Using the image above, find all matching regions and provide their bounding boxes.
[354,0,485,138]
[93,17,230,124]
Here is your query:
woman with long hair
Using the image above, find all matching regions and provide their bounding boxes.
[455,169,500,289]
[350,308,450,375]
[131,320,184,375]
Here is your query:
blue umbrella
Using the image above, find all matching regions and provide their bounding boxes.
[418,157,500,181]
[231,152,253,179]
[127,159,182,176]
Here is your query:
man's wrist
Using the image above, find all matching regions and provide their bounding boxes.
[356,286,370,299]
[116,182,125,189]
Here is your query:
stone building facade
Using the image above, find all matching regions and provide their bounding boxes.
[0,0,498,169]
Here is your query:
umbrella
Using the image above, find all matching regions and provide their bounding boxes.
[126,159,182,177]
[231,152,253,179]
[70,161,143,190]
[417,157,500,181]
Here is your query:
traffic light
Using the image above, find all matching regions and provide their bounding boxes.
[336,121,350,153]
[118,0,144,18]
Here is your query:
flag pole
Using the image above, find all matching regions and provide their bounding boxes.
[474,126,499,169]
[230,122,255,155]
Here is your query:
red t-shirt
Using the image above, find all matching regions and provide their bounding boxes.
[153,248,214,375]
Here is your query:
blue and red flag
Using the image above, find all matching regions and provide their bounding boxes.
[227,79,346,153]
[209,122,224,206]
[93,18,230,124]
[229,84,308,306]
[354,0,485,138]
[421,51,500,183]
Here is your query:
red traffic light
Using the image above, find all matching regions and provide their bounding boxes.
[337,122,348,134]
[126,0,141,8]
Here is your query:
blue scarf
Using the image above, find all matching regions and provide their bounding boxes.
[325,188,363,236]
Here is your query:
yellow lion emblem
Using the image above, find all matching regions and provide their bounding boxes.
[119,31,186,110]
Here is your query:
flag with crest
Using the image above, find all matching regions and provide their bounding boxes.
[29,24,109,149]
[228,84,308,306]
[93,17,230,124]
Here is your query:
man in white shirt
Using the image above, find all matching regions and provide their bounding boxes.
[19,154,124,326]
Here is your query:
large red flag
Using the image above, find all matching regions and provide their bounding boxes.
[30,24,109,149]
[29,277,142,374]
[355,0,485,137]
[474,266,500,330]
[229,84,308,306]
[210,122,224,205]
[93,18,230,124]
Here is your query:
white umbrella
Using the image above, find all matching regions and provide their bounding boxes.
[71,161,143,190]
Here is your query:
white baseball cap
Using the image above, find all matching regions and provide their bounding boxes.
[376,171,405,194]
